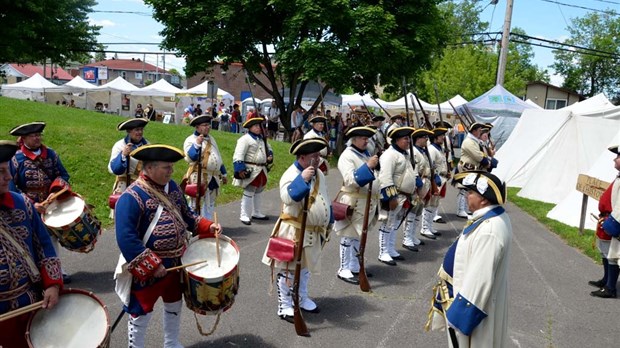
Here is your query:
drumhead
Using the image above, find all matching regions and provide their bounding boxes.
[43,196,86,228]
[28,291,108,348]
[182,236,240,281]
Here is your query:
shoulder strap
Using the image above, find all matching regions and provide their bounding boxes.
[0,222,40,281]
[137,178,187,230]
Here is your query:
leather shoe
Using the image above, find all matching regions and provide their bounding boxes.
[352,271,373,278]
[338,274,359,285]
[62,274,72,284]
[280,314,294,323]
[240,219,251,226]
[402,244,419,252]
[432,231,442,236]
[378,258,397,266]
[392,255,405,260]
[588,279,606,288]
[590,287,617,298]
[434,217,446,224]
[252,215,270,221]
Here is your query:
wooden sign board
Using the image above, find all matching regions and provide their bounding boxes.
[575,174,610,200]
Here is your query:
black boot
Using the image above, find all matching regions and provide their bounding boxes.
[591,263,619,298]
[588,258,609,288]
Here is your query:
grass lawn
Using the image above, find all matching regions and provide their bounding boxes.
[0,97,295,226]
[507,187,599,262]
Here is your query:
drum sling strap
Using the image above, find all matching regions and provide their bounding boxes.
[0,222,40,284]
[182,140,213,184]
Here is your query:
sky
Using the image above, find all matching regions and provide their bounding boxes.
[89,0,620,86]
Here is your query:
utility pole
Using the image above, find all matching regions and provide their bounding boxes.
[496,0,514,86]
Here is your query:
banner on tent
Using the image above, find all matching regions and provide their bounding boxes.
[576,174,609,200]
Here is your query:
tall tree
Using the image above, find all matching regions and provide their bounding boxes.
[552,12,620,99]
[145,0,448,130]
[0,1,101,66]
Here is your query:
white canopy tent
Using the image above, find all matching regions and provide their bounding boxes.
[45,76,98,108]
[176,81,235,124]
[341,94,389,109]
[130,79,181,117]
[84,77,139,116]
[382,94,467,124]
[1,73,58,101]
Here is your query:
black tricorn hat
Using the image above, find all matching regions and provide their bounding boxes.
[243,117,265,128]
[130,144,184,163]
[372,115,386,122]
[432,127,449,137]
[10,122,46,136]
[290,138,328,156]
[189,115,212,127]
[433,120,453,129]
[388,126,415,139]
[309,114,327,123]
[609,145,620,155]
[0,140,19,162]
[411,128,434,139]
[346,126,377,139]
[454,170,506,205]
[118,118,149,131]
[469,122,486,132]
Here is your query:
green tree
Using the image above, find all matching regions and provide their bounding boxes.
[552,12,620,98]
[0,1,101,65]
[145,0,448,130]
[93,45,107,62]
[168,68,180,76]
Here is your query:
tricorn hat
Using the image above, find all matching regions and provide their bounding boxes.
[10,122,46,136]
[454,170,506,205]
[469,122,486,132]
[309,114,327,123]
[290,138,328,156]
[130,144,185,163]
[243,117,265,128]
[346,126,377,139]
[189,115,212,127]
[117,118,149,131]
[388,126,415,140]
[433,120,453,129]
[432,127,449,137]
[391,114,405,121]
[608,145,620,155]
[0,140,19,162]
[412,128,434,139]
[372,115,386,122]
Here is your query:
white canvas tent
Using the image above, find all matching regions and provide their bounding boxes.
[45,76,98,108]
[341,94,388,109]
[383,94,467,122]
[1,73,58,101]
[175,81,235,124]
[130,79,181,116]
[87,77,139,116]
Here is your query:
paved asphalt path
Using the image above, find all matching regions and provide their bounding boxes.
[56,169,620,347]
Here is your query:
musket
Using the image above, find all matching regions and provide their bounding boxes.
[360,99,375,125]
[394,78,417,230]
[412,92,439,196]
[433,82,453,171]
[371,96,392,118]
[447,100,471,132]
[292,184,311,336]
[196,145,202,214]
[357,180,373,292]
[462,105,477,126]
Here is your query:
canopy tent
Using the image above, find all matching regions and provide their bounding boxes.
[45,76,98,108]
[84,77,139,116]
[175,81,235,124]
[462,84,541,149]
[382,94,467,126]
[1,73,58,101]
[341,94,389,109]
[129,79,182,117]
[546,130,620,230]
[282,81,342,106]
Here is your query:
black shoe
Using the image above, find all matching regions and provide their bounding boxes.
[352,271,373,278]
[392,255,405,260]
[252,215,270,221]
[402,244,419,252]
[431,231,443,236]
[240,219,251,226]
[590,287,617,298]
[302,306,320,314]
[62,274,72,284]
[434,217,446,224]
[378,258,397,266]
[279,314,294,323]
[588,279,607,288]
[338,274,360,285]
[415,240,425,246]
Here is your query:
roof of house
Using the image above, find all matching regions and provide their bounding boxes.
[527,80,582,98]
[84,58,168,73]
[8,64,73,80]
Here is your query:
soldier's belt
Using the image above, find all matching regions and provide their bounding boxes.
[280,219,327,234]
[340,188,379,199]
[0,283,29,301]
[245,161,267,166]
[459,161,476,171]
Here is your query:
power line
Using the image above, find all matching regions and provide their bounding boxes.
[92,10,152,16]
[540,0,619,15]
[590,0,620,6]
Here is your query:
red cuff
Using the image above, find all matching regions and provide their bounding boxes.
[48,178,72,200]
[40,257,63,290]
[128,249,162,282]
[196,217,214,238]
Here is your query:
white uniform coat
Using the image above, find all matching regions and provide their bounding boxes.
[459,133,486,171]
[413,146,431,200]
[232,133,271,188]
[449,205,512,348]
[428,142,449,207]
[262,163,331,273]
[183,134,224,187]
[378,145,418,220]
[333,146,379,238]
[108,138,146,194]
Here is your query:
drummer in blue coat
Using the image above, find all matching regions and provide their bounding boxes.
[114,144,221,348]
[0,140,63,348]
[8,122,72,283]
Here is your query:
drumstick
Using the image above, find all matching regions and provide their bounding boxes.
[42,187,69,207]
[0,301,44,322]
[167,259,208,272]
[214,212,221,268]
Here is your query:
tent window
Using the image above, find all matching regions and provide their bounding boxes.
[545,98,567,110]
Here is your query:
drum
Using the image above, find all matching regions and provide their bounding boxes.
[43,195,102,253]
[26,289,110,348]
[181,235,240,314]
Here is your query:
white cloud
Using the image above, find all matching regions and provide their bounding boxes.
[90,19,116,27]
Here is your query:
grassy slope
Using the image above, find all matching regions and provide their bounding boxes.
[0,97,294,226]
[507,187,599,262]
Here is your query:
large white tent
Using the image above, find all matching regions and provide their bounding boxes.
[86,77,139,116]
[130,79,181,117]
[382,94,467,122]
[45,76,98,108]
[175,81,235,124]
[1,73,58,101]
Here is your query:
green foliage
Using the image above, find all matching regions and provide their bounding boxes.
[145,0,448,128]
[507,188,599,262]
[0,97,294,226]
[552,12,620,99]
[0,0,101,65]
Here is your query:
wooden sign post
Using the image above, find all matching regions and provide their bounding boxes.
[575,174,610,235]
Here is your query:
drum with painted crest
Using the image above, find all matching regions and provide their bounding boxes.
[26,289,110,348]
[42,195,101,253]
[181,235,240,314]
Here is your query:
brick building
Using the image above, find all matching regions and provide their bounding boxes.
[80,58,180,87]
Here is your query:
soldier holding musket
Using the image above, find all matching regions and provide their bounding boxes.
[333,126,379,284]
[303,114,330,175]
[421,127,451,237]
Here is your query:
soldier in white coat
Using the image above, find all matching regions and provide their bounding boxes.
[108,118,150,218]
[421,127,450,237]
[426,170,511,348]
[334,127,379,284]
[182,115,227,220]
[377,127,422,265]
[432,121,454,224]
[456,122,492,218]
[303,114,330,174]
[384,114,405,145]
[366,115,386,156]
[233,117,273,225]
[262,138,333,322]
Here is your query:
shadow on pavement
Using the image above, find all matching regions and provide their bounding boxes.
[186,334,277,348]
